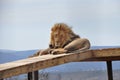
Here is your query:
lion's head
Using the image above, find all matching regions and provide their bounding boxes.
[49,23,79,49]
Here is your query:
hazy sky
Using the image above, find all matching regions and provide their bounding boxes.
[0,0,120,50]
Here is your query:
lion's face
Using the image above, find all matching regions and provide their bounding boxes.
[51,29,67,48]
[50,23,73,48]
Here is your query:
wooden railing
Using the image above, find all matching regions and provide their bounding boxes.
[0,48,120,80]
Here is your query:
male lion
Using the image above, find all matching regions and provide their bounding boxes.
[31,23,90,57]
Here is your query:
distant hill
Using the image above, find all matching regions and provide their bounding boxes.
[90,46,120,49]
[0,49,38,63]
[0,46,120,71]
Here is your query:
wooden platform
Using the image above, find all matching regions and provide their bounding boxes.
[0,48,120,80]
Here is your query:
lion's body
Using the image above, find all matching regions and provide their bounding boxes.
[30,23,90,57]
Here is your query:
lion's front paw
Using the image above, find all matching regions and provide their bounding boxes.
[50,48,67,55]
[51,50,60,55]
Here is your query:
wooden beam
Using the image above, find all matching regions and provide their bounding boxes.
[0,48,120,79]
[83,48,120,61]
[0,53,76,79]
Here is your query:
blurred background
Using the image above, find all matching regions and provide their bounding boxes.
[0,0,120,50]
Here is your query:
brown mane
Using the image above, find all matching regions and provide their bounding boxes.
[50,23,79,48]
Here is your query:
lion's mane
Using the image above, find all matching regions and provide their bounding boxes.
[49,23,80,49]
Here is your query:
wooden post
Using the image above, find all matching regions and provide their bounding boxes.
[106,61,113,80]
[28,71,39,80]
[34,71,39,80]
[28,72,33,80]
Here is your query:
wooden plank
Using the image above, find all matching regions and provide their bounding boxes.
[0,48,120,79]
[93,48,120,57]
[83,48,120,61]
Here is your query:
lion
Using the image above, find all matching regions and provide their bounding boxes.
[30,23,90,57]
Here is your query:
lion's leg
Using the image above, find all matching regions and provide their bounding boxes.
[29,48,51,57]
[76,38,90,51]
[39,48,52,55]
[64,38,90,53]
[50,48,67,54]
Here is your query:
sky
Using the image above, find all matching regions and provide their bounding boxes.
[0,0,120,50]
